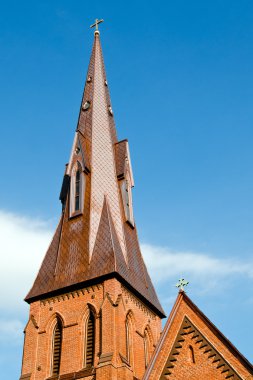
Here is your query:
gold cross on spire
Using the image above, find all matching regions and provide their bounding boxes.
[90,18,104,34]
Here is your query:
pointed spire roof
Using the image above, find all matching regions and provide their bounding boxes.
[25,30,165,318]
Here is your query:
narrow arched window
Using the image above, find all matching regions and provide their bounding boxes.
[126,318,130,363]
[70,161,85,217]
[75,169,81,211]
[52,319,62,376]
[144,329,149,368]
[85,311,95,368]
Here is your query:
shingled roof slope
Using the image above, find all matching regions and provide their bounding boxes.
[25,32,165,318]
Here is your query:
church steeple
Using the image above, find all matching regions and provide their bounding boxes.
[25,27,165,318]
[67,27,127,260]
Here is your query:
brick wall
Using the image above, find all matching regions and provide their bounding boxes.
[20,278,162,380]
[146,293,252,380]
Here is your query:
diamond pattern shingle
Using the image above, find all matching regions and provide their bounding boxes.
[25,33,165,318]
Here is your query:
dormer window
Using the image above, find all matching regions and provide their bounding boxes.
[75,169,81,211]
[70,161,85,217]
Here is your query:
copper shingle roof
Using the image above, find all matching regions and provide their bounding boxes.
[25,32,165,318]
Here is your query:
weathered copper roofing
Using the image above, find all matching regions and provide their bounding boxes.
[25,33,165,318]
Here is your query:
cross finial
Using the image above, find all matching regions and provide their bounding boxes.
[90,18,104,35]
[175,278,189,292]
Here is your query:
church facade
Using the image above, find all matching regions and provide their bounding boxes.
[20,26,253,380]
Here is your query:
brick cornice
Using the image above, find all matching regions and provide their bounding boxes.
[45,367,95,380]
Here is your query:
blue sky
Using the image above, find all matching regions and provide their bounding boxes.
[0,0,253,377]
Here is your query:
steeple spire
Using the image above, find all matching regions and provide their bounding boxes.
[25,30,165,318]
[86,29,127,260]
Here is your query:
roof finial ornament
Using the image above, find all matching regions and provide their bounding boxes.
[90,18,104,35]
[176,278,189,292]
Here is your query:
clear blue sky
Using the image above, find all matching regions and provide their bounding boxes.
[1,0,253,378]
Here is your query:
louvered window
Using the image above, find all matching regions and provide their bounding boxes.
[75,169,81,211]
[69,161,86,217]
[126,319,130,362]
[85,312,95,367]
[52,319,62,375]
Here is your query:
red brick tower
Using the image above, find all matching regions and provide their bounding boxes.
[20,24,165,380]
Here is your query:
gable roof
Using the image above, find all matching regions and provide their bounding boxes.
[143,291,253,379]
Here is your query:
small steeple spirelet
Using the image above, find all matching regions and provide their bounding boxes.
[90,18,104,35]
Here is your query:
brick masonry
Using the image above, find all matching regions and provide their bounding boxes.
[143,292,253,380]
[20,278,162,380]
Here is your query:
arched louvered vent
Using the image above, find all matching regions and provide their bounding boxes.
[69,161,85,217]
[85,312,95,367]
[126,318,130,362]
[75,168,81,211]
[52,319,62,375]
[144,328,150,368]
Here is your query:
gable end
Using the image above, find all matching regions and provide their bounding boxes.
[160,316,243,380]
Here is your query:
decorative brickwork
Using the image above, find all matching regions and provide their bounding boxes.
[144,292,253,380]
[21,278,161,379]
[160,317,242,379]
